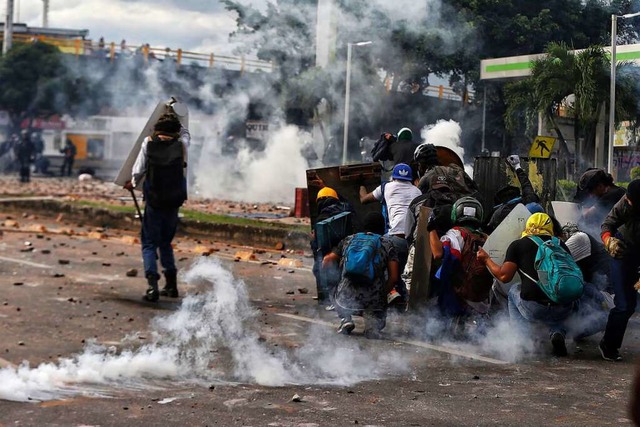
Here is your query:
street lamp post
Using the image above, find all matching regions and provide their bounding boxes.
[608,12,640,174]
[342,41,372,165]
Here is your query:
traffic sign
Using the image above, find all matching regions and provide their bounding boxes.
[529,136,556,158]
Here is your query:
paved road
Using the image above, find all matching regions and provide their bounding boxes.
[0,212,638,426]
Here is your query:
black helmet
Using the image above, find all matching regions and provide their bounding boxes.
[413,142,438,162]
[451,196,483,226]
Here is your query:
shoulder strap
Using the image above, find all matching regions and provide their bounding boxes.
[527,235,544,246]
[518,268,537,284]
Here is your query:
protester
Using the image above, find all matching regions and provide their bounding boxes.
[429,197,493,334]
[414,142,479,201]
[562,224,611,291]
[477,213,584,356]
[322,211,399,338]
[124,113,188,302]
[372,127,418,168]
[575,168,626,237]
[486,155,540,233]
[309,184,354,309]
[360,163,421,306]
[60,139,77,177]
[14,130,34,183]
[599,179,640,361]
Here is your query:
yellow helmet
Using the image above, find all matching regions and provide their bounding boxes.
[316,187,338,201]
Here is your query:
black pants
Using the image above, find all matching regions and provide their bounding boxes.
[602,246,640,350]
[60,157,74,176]
[19,160,30,182]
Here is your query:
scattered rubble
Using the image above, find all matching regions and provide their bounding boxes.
[125,268,138,277]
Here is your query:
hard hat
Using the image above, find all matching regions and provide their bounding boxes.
[316,187,338,201]
[397,127,413,141]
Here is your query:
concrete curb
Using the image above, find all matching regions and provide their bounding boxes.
[0,198,310,250]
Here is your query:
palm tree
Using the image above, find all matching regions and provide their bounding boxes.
[504,41,639,173]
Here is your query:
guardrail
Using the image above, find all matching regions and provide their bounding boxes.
[0,33,274,74]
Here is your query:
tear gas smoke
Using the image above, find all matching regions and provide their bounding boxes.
[0,258,406,402]
[420,119,473,176]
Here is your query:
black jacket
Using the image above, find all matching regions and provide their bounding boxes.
[601,197,640,248]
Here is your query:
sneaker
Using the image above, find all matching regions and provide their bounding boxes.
[598,340,623,361]
[550,332,567,357]
[337,319,355,335]
[387,289,401,305]
[325,304,335,311]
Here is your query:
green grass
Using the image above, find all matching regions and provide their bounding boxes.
[71,200,308,233]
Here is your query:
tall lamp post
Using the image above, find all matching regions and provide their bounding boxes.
[342,40,372,165]
[608,12,640,174]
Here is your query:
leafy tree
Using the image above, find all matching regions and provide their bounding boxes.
[0,41,85,133]
[504,42,639,170]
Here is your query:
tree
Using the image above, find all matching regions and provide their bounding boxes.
[504,42,639,170]
[0,42,83,133]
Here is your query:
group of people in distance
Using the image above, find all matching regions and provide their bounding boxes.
[310,127,640,362]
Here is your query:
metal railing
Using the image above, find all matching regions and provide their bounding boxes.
[0,33,274,74]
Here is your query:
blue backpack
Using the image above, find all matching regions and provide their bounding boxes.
[342,233,382,283]
[520,236,584,304]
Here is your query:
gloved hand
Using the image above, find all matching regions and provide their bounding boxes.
[605,236,627,259]
[506,155,522,171]
[383,132,397,143]
[427,210,450,232]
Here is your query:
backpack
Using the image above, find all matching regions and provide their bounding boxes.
[380,181,390,235]
[371,133,394,162]
[342,233,382,283]
[520,236,585,304]
[452,228,493,302]
[146,136,187,209]
[421,164,477,197]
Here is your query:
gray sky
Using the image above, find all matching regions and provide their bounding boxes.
[7,0,246,55]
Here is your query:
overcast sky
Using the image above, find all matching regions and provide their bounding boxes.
[6,0,248,55]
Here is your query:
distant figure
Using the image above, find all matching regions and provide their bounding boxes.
[31,131,44,173]
[60,139,77,177]
[98,37,105,50]
[14,130,34,183]
[120,39,127,52]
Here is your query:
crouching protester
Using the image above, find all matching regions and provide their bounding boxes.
[322,212,399,338]
[124,113,188,302]
[310,186,354,309]
[429,197,494,336]
[477,213,586,356]
[599,179,640,361]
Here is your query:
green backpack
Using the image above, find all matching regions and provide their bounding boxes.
[520,236,584,304]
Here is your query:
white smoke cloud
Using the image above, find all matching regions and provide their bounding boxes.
[0,258,407,402]
[420,119,473,176]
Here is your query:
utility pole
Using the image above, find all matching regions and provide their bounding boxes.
[42,0,49,28]
[3,0,14,55]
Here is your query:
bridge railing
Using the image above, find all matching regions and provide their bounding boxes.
[0,34,274,74]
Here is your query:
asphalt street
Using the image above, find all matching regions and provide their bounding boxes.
[0,211,639,426]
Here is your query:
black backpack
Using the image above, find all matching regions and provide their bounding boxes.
[371,133,394,162]
[146,136,187,209]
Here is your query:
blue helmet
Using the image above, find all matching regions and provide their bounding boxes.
[391,163,413,181]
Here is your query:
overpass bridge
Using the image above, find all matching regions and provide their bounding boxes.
[0,26,274,74]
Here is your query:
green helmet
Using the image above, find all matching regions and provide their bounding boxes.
[451,196,483,226]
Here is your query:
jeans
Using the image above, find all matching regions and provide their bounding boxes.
[508,284,573,337]
[565,283,609,341]
[141,203,179,277]
[387,234,409,298]
[312,249,340,304]
[602,246,640,350]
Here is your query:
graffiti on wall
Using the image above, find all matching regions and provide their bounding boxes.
[614,148,640,181]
